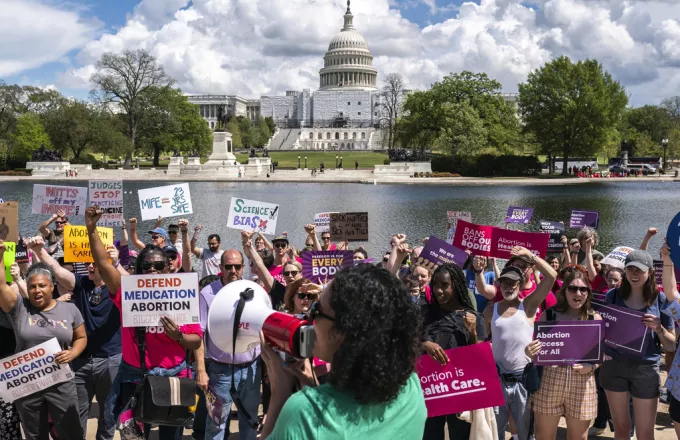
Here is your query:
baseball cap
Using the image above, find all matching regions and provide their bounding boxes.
[498,266,524,284]
[162,245,178,256]
[272,235,289,244]
[625,250,653,272]
[148,228,169,240]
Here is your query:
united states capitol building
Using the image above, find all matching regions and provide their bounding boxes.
[188,1,517,151]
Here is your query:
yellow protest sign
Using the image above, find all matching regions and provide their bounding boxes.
[4,242,16,283]
[64,226,114,263]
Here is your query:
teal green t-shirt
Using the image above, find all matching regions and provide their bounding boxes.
[267,373,426,440]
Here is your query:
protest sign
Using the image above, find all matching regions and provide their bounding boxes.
[654,260,663,285]
[31,184,88,217]
[3,242,15,283]
[227,197,279,235]
[89,180,124,227]
[592,302,652,355]
[415,236,469,270]
[667,211,680,268]
[446,211,472,243]
[533,321,605,365]
[539,221,566,252]
[121,273,200,327]
[14,239,28,264]
[492,228,549,259]
[505,207,534,225]
[570,210,599,229]
[330,212,368,242]
[138,183,193,221]
[301,250,353,283]
[0,201,18,243]
[205,386,225,425]
[313,212,336,233]
[452,221,494,256]
[63,226,114,263]
[0,338,73,403]
[601,246,634,269]
[416,342,504,417]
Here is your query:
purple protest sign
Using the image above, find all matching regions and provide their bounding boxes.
[539,221,566,252]
[653,260,680,286]
[592,302,651,356]
[505,206,534,224]
[415,236,469,270]
[205,386,224,425]
[301,250,354,283]
[570,210,599,229]
[534,320,605,365]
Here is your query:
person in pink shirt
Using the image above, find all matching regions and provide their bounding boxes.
[84,206,202,440]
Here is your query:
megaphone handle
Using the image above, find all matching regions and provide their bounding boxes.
[230,295,259,430]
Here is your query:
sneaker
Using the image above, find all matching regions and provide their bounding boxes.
[588,426,605,436]
[660,387,670,405]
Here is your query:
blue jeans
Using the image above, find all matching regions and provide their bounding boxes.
[495,370,531,440]
[205,359,261,440]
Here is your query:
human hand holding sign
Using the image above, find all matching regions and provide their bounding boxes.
[55,348,75,364]
[423,341,449,366]
[160,316,182,342]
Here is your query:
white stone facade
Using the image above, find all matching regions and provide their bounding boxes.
[296,128,374,150]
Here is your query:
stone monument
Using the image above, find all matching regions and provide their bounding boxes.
[203,132,236,168]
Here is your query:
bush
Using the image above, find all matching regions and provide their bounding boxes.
[383,158,391,165]
[432,154,542,177]
[72,153,104,168]
[0,170,31,176]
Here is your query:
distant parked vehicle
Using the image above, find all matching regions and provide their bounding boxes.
[627,163,657,175]
[609,165,629,175]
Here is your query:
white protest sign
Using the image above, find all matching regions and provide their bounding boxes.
[31,184,88,217]
[313,212,337,233]
[227,197,279,235]
[138,183,193,221]
[447,211,472,243]
[601,246,635,269]
[0,338,73,403]
[89,180,124,226]
[121,273,200,327]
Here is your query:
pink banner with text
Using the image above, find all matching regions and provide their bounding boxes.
[453,220,549,259]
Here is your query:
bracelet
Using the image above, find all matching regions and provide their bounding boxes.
[113,261,120,269]
[474,269,483,274]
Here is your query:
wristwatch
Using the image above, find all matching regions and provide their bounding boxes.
[175,333,184,343]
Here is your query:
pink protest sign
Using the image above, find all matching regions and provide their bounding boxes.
[452,220,493,256]
[453,220,549,259]
[416,342,504,417]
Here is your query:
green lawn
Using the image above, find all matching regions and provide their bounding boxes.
[234,151,389,169]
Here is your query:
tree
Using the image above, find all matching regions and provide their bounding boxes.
[379,73,405,150]
[90,49,174,168]
[227,119,242,149]
[42,100,104,161]
[626,105,672,145]
[264,117,276,137]
[253,117,272,148]
[10,113,51,160]
[237,116,254,148]
[518,57,628,174]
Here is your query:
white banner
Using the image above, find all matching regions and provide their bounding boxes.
[31,184,88,216]
[138,183,193,221]
[227,197,279,235]
[121,273,200,327]
[601,246,635,269]
[0,338,73,403]
[89,180,124,226]
[313,212,336,233]
[447,211,472,243]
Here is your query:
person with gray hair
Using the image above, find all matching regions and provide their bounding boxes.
[0,243,87,440]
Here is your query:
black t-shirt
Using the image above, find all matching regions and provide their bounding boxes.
[423,305,486,350]
[270,280,286,311]
[73,275,122,357]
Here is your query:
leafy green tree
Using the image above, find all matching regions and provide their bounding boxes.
[519,57,628,174]
[11,113,51,160]
[227,119,242,149]
[237,116,254,148]
[264,117,276,137]
[42,100,104,161]
[254,117,272,147]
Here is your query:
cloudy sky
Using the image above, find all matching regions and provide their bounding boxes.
[2,0,680,106]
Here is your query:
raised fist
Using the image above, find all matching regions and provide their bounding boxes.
[85,206,102,230]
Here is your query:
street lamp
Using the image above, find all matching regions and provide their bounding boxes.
[298,155,301,169]
[662,138,669,172]
[304,156,307,168]
[335,155,339,168]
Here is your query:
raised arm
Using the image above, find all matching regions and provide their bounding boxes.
[490,257,501,280]
[242,231,274,291]
[521,248,557,318]
[153,216,163,229]
[178,219,192,272]
[304,224,322,251]
[9,263,27,299]
[87,207,122,294]
[128,218,146,251]
[38,210,64,237]
[561,236,572,266]
[120,219,129,246]
[191,224,202,257]
[473,256,497,300]
[0,241,19,313]
[259,232,273,251]
[26,235,76,292]
[583,236,598,282]
[386,234,409,276]
[661,241,678,302]
[639,228,658,251]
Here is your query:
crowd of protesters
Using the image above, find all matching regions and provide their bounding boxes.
[1,204,680,440]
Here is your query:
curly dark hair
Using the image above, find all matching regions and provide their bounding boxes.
[135,245,169,275]
[327,264,421,405]
[431,264,475,311]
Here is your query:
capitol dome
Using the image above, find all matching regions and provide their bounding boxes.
[319,1,378,91]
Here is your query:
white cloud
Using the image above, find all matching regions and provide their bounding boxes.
[44,0,680,105]
[0,0,99,77]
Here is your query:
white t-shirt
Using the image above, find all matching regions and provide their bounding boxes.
[200,248,224,277]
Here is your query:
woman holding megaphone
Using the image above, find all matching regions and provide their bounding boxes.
[258,264,427,438]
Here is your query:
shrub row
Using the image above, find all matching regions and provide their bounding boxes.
[431,154,542,177]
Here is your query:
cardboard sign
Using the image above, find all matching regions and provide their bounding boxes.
[0,338,74,403]
[416,342,505,417]
[415,236,469,270]
[0,202,18,243]
[121,273,200,327]
[3,242,15,283]
[227,197,279,235]
[570,210,599,229]
[505,207,533,225]
[313,212,336,233]
[592,302,652,356]
[205,386,225,425]
[138,183,193,221]
[667,211,680,268]
[446,211,472,243]
[539,221,565,252]
[330,212,368,242]
[601,246,634,270]
[301,250,354,283]
[533,320,605,365]
[63,226,114,263]
[89,180,124,227]
[31,184,87,216]
[453,221,549,259]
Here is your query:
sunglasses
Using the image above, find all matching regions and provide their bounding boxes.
[141,261,166,271]
[167,254,178,261]
[308,301,335,322]
[55,221,67,225]
[322,236,331,240]
[224,264,243,271]
[274,243,287,249]
[168,231,178,235]
[151,235,163,240]
[283,270,300,277]
[382,257,389,262]
[296,293,317,301]
[567,285,589,294]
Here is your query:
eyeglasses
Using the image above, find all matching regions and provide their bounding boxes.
[55,221,67,225]
[274,243,287,249]
[296,293,318,301]
[308,301,335,322]
[141,261,166,271]
[283,270,300,277]
[567,285,589,294]
[322,236,331,241]
[305,242,314,247]
[168,231,178,235]
[500,281,519,289]
[224,264,243,271]
[382,257,389,262]
[151,235,163,240]
[167,254,178,261]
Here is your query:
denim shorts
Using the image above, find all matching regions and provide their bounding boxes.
[599,357,660,399]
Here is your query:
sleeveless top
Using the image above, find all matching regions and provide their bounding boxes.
[492,302,534,372]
